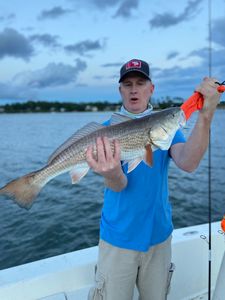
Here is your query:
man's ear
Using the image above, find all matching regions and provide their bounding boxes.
[150,83,155,94]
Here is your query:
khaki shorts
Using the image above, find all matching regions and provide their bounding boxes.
[88,236,174,300]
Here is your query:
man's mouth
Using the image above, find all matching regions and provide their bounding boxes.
[130,97,138,101]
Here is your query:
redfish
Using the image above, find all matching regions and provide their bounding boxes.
[0,108,185,209]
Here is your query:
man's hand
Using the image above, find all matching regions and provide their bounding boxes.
[195,77,221,120]
[171,77,221,173]
[86,137,127,191]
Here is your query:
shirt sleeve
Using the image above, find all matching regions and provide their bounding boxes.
[102,119,110,126]
[171,129,186,146]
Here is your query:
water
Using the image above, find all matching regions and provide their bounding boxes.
[0,111,224,270]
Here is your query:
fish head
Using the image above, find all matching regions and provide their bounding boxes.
[147,107,186,150]
[156,107,186,129]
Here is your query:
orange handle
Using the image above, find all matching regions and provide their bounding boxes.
[221,215,225,232]
[181,84,225,120]
[181,92,204,120]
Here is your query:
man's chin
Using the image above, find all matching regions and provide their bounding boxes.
[128,105,145,114]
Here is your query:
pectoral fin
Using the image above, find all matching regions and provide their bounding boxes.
[127,157,143,173]
[124,145,153,173]
[144,144,153,167]
[70,163,90,184]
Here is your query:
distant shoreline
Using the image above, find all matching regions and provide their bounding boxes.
[0,100,224,113]
[0,101,121,114]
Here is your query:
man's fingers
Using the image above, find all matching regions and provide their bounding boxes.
[96,137,106,163]
[86,145,97,169]
[86,137,121,175]
[203,77,218,85]
[113,139,121,161]
[103,137,113,161]
[196,77,220,96]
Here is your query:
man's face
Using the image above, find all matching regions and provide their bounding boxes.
[119,74,154,113]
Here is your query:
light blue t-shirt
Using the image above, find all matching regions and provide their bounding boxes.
[100,129,186,252]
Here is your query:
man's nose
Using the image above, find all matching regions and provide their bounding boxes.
[130,85,137,94]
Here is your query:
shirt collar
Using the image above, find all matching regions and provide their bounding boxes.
[119,104,153,119]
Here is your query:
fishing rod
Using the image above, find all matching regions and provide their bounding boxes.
[186,2,225,298]
[207,0,212,297]
[180,77,224,299]
[207,0,225,298]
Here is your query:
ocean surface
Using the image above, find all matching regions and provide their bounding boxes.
[0,110,224,270]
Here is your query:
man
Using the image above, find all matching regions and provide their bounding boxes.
[87,59,220,300]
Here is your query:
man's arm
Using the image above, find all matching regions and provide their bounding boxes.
[86,136,127,192]
[170,77,221,172]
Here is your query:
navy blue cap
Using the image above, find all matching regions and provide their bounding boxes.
[119,59,151,83]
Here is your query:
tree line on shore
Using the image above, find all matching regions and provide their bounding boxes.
[0,99,224,113]
[0,101,119,113]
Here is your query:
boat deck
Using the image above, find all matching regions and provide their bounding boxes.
[39,289,210,300]
[0,222,224,300]
[38,288,210,300]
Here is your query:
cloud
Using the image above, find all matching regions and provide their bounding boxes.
[93,75,104,80]
[84,0,121,9]
[101,62,122,67]
[13,59,87,89]
[152,46,225,99]
[30,33,60,48]
[0,14,15,22]
[187,46,225,78]
[38,6,73,20]
[69,0,139,17]
[0,81,38,100]
[149,0,202,28]
[65,39,106,56]
[153,65,203,98]
[212,49,225,79]
[0,59,87,100]
[188,47,208,60]
[0,82,23,99]
[113,0,139,18]
[0,28,34,60]
[167,51,179,60]
[212,18,225,48]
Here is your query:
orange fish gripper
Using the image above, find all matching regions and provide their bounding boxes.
[180,81,225,121]
[221,215,225,233]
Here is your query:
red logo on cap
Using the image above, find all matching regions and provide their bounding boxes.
[126,60,141,70]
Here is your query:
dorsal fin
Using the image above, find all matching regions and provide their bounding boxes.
[48,122,104,164]
[110,113,132,125]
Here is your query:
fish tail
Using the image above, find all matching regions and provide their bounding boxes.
[0,168,47,210]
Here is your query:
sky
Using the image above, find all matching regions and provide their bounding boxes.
[0,0,224,103]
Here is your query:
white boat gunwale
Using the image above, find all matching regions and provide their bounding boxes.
[0,222,224,300]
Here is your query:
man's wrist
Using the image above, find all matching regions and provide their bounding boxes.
[104,169,127,191]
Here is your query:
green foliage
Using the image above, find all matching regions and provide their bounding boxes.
[0,101,121,113]
[0,99,224,113]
